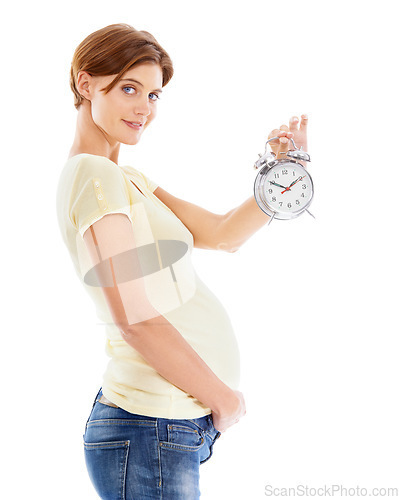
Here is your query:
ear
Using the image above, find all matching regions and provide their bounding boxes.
[76,70,94,101]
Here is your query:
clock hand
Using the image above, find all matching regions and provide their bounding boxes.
[270,180,289,190]
[281,175,306,194]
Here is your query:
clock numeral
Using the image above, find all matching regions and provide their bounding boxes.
[287,202,292,209]
[279,202,283,207]
[301,193,305,198]
[274,173,280,179]
[302,184,307,189]
[268,189,273,194]
[282,169,288,175]
[272,196,276,202]
[293,171,296,176]
[296,200,300,205]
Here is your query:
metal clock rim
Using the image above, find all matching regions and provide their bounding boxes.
[253,160,314,221]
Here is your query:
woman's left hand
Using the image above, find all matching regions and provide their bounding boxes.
[268,114,308,160]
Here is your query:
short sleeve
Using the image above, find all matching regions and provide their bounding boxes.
[144,174,158,193]
[120,165,159,193]
[69,156,133,238]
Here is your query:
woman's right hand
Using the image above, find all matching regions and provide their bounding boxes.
[211,390,246,433]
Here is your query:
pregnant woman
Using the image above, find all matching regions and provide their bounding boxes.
[56,23,308,500]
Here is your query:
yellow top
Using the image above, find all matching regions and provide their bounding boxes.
[56,153,240,418]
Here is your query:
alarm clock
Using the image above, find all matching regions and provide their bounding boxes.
[253,136,315,223]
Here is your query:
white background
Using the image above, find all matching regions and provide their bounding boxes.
[2,0,398,498]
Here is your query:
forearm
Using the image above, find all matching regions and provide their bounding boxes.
[121,316,235,414]
[217,195,271,251]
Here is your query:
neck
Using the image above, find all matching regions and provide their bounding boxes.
[68,101,121,164]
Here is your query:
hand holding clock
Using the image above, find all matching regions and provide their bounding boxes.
[267,114,308,163]
[253,114,314,221]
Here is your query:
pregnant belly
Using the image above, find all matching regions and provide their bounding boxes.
[163,273,241,389]
[102,271,241,390]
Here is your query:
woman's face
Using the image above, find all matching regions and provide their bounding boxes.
[87,62,163,146]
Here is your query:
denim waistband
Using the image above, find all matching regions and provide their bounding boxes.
[92,387,216,430]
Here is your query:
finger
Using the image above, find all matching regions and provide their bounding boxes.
[299,114,308,130]
[268,128,280,141]
[277,130,293,149]
[277,130,293,139]
[278,137,290,152]
[278,125,291,149]
[289,116,299,132]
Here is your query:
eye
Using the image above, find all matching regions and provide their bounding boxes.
[122,86,136,95]
[149,92,160,102]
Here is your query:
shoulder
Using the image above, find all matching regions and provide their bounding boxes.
[73,154,121,174]
[71,154,127,187]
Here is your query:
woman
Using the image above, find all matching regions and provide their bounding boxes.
[56,23,308,500]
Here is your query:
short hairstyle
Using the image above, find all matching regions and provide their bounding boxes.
[70,23,174,109]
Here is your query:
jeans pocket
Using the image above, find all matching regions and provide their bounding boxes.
[83,439,130,500]
[161,423,205,452]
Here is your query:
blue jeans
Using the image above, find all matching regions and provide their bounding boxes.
[83,388,222,499]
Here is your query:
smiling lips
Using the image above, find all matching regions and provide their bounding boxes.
[123,119,144,130]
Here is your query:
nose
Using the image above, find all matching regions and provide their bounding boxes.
[134,96,151,118]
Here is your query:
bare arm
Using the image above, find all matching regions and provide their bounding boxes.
[153,186,269,252]
[217,196,271,252]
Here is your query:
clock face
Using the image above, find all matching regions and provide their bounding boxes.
[254,161,313,219]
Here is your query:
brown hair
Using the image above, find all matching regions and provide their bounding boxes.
[70,23,174,110]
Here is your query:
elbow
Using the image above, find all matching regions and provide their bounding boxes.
[116,317,145,339]
[227,245,240,253]
[118,324,148,344]
[215,241,241,253]
[117,315,168,338]
[117,322,135,339]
